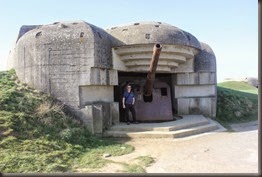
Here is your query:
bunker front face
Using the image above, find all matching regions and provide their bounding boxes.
[9,21,217,133]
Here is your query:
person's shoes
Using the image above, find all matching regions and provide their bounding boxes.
[133,121,139,124]
[126,122,130,125]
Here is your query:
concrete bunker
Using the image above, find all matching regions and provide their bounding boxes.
[9,21,217,134]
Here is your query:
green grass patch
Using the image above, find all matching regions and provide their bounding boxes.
[122,164,146,173]
[73,143,134,171]
[216,81,258,125]
[120,156,155,173]
[0,69,134,173]
[134,156,155,167]
[218,81,258,94]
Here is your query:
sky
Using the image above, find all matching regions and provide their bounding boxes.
[0,0,258,82]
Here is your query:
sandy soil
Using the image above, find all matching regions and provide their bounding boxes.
[91,121,259,174]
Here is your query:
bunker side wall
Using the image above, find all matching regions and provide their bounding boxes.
[172,72,217,118]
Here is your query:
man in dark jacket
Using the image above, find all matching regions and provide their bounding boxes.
[122,84,139,125]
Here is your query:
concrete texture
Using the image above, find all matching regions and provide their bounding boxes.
[194,42,216,72]
[112,44,197,72]
[176,72,216,85]
[176,97,216,117]
[175,85,216,98]
[173,72,217,118]
[10,21,121,109]
[103,115,225,139]
[9,20,217,134]
[80,102,119,134]
[79,85,114,107]
[106,22,201,49]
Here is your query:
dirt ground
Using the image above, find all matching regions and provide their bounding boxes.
[95,120,259,174]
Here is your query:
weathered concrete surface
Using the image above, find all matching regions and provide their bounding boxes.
[176,72,216,85]
[173,72,217,118]
[176,97,216,117]
[108,115,210,132]
[11,21,121,109]
[106,22,201,49]
[103,115,226,138]
[79,85,114,107]
[112,44,197,73]
[175,85,216,98]
[80,102,119,134]
[194,42,216,72]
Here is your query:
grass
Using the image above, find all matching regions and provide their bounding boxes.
[134,156,155,167]
[120,156,155,173]
[73,143,134,171]
[0,69,134,173]
[216,81,258,126]
[122,164,146,173]
[218,81,258,94]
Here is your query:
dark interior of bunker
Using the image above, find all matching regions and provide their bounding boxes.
[114,71,175,123]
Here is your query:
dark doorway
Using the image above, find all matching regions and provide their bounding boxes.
[114,71,174,122]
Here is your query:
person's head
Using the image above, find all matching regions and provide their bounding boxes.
[127,84,132,92]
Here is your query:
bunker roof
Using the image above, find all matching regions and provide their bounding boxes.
[106,21,201,49]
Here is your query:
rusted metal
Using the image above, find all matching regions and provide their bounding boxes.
[143,43,162,102]
[135,80,173,121]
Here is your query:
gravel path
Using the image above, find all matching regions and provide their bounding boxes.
[106,121,259,173]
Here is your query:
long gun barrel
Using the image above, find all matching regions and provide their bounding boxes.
[143,43,162,102]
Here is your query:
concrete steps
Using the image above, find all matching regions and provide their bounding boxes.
[103,115,225,139]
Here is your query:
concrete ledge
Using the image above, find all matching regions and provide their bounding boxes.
[103,123,219,139]
[109,115,208,132]
[103,115,225,139]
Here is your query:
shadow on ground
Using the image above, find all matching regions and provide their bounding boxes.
[229,120,258,132]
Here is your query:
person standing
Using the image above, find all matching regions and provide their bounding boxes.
[122,84,139,125]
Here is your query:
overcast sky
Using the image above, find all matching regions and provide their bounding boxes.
[0,0,258,82]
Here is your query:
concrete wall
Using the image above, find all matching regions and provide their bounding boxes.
[79,85,114,107]
[80,102,119,134]
[12,21,119,109]
[177,97,216,117]
[173,72,217,118]
[175,85,216,98]
[12,21,96,107]
[171,41,217,118]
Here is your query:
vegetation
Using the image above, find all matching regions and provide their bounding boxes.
[218,81,258,94]
[119,156,155,173]
[216,81,258,126]
[0,69,133,173]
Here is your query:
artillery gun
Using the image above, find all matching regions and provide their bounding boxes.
[143,43,162,102]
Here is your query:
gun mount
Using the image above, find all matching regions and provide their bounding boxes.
[117,43,173,121]
[143,43,162,102]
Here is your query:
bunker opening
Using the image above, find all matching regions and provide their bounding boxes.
[114,71,174,123]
